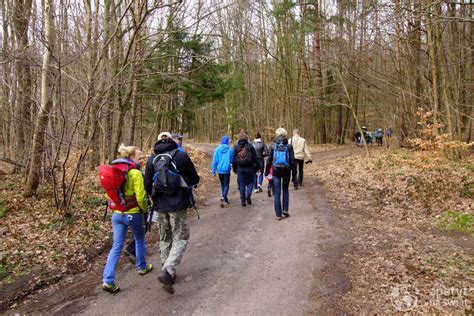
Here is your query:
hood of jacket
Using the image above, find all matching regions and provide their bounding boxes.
[153,139,178,154]
[217,144,231,153]
[273,136,288,145]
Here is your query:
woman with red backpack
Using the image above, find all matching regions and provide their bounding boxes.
[101,144,153,293]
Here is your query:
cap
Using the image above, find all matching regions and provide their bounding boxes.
[157,132,172,140]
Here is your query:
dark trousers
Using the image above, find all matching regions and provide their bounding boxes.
[218,173,230,203]
[237,168,254,203]
[292,159,305,186]
[273,175,290,217]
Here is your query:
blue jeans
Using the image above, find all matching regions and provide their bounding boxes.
[254,171,264,188]
[218,173,230,203]
[237,168,254,203]
[103,212,147,284]
[273,175,290,217]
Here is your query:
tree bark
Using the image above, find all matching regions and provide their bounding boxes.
[24,0,54,197]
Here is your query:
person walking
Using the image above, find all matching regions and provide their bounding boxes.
[265,128,295,220]
[233,131,259,207]
[252,132,268,193]
[289,128,312,189]
[144,132,200,294]
[102,144,153,294]
[212,135,234,208]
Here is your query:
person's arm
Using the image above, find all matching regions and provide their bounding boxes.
[263,144,269,157]
[303,140,312,161]
[232,145,238,173]
[265,146,273,176]
[144,156,154,196]
[178,152,200,186]
[211,148,218,176]
[289,144,296,169]
[251,146,260,170]
[130,169,147,211]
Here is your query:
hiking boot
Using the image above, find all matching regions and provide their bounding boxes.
[246,197,252,205]
[220,197,225,208]
[293,183,298,190]
[158,270,174,294]
[102,283,120,294]
[282,211,290,218]
[123,249,136,264]
[138,263,153,276]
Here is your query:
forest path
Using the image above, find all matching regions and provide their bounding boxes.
[14,145,362,315]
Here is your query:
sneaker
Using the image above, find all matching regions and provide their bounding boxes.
[276,216,282,221]
[102,283,120,294]
[158,270,175,294]
[246,197,252,205]
[254,189,259,193]
[220,197,225,208]
[138,263,153,275]
[224,201,229,206]
[282,211,290,218]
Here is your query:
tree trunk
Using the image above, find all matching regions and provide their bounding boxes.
[24,0,54,197]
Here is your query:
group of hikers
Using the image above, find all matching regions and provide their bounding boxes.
[212,128,312,220]
[355,126,393,147]
[99,127,312,296]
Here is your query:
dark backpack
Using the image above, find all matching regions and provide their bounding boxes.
[151,149,181,196]
[273,142,290,169]
[236,142,253,166]
[98,159,139,211]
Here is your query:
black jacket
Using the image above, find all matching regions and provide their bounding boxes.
[265,136,295,177]
[145,140,200,211]
[232,139,260,172]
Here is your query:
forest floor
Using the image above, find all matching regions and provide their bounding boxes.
[1,144,472,314]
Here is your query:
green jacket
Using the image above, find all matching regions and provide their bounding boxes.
[113,169,147,214]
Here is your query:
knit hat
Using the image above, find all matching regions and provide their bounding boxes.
[157,132,172,141]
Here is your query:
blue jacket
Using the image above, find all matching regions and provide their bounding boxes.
[212,144,233,175]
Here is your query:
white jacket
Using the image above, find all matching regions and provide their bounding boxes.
[289,134,312,161]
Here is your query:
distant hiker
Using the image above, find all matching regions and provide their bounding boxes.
[289,129,312,189]
[252,132,269,193]
[211,135,234,208]
[265,128,295,220]
[101,144,153,294]
[172,133,185,153]
[266,164,274,197]
[375,128,383,146]
[144,132,200,294]
[233,130,260,207]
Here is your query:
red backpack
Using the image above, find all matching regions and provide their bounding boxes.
[98,159,139,212]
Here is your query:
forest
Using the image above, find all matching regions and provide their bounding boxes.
[0,0,473,314]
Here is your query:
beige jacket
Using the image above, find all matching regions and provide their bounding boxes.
[289,134,312,161]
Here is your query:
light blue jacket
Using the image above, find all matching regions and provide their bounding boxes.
[212,144,233,175]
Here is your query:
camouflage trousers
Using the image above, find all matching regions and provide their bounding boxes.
[157,209,189,273]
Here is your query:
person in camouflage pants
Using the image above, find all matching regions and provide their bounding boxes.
[157,209,190,279]
[144,132,200,294]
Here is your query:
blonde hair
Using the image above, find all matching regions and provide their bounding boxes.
[275,127,288,137]
[118,144,138,159]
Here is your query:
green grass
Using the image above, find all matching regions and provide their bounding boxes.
[439,210,474,234]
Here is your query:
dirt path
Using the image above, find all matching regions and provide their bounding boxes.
[11,146,362,315]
